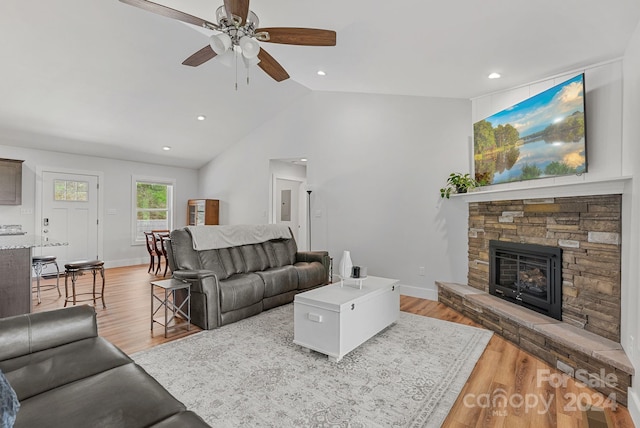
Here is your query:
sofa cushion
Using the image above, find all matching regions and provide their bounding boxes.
[264,239,296,267]
[219,273,265,312]
[240,244,269,272]
[295,261,328,290]
[169,229,201,270]
[257,265,298,298]
[198,249,229,280]
[14,363,186,428]
[218,248,243,276]
[0,305,97,361]
[1,336,132,402]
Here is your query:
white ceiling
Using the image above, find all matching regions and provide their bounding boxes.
[1,0,639,168]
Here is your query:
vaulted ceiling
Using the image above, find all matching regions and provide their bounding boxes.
[2,0,639,168]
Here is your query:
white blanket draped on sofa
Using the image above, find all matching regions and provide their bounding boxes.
[186,224,292,250]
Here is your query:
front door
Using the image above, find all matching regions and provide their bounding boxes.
[37,170,100,272]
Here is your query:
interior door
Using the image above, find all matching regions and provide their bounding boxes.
[38,171,99,271]
[275,178,300,243]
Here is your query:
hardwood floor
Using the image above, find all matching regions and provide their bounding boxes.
[32,265,633,427]
[33,264,200,354]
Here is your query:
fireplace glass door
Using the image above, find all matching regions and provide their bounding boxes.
[489,240,562,320]
[496,251,550,301]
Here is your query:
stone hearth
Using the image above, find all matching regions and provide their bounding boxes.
[437,281,633,405]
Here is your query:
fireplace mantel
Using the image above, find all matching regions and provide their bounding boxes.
[453,176,631,203]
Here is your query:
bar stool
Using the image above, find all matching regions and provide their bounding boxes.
[32,255,61,304]
[64,260,106,308]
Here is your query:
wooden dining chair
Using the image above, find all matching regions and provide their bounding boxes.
[157,233,171,277]
[151,230,170,276]
[144,232,161,274]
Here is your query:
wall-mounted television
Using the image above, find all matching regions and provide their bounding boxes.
[473,73,587,185]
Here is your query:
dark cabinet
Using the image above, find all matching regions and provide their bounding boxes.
[0,159,24,205]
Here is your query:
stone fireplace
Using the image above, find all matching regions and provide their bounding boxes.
[468,194,621,342]
[437,192,632,404]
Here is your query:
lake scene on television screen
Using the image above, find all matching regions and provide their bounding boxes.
[473,74,586,185]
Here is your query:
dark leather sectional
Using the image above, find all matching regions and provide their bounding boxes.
[0,306,210,427]
[167,227,330,329]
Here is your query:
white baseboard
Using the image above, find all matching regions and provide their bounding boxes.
[399,283,438,301]
[628,388,640,427]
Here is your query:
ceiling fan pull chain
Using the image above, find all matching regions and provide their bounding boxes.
[235,49,238,91]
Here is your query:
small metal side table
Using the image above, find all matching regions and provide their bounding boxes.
[150,278,191,338]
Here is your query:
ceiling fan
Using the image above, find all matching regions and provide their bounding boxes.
[120,0,337,82]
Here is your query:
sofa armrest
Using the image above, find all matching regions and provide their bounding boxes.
[172,269,222,329]
[296,251,330,284]
[0,305,97,361]
[172,269,218,281]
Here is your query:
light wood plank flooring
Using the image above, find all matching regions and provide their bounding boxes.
[32,265,634,427]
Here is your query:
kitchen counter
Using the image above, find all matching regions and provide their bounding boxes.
[0,236,68,318]
[0,234,68,250]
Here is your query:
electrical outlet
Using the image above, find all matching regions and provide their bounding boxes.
[418,267,426,276]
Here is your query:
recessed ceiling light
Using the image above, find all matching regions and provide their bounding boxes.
[162,146,171,151]
[197,115,206,121]
[488,72,501,79]
[300,158,308,162]
[317,70,326,76]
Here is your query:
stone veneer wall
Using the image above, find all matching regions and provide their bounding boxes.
[467,195,622,342]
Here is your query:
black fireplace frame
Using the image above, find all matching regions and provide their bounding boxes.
[489,240,562,320]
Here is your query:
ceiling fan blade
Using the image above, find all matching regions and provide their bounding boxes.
[223,0,250,25]
[119,0,215,28]
[256,28,336,46]
[182,46,217,67]
[257,49,290,82]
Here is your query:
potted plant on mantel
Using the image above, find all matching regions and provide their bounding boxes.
[439,172,479,199]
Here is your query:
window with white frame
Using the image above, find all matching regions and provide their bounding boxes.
[132,176,175,243]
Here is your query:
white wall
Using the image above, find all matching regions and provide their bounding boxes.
[198,91,471,297]
[621,20,640,424]
[0,143,198,267]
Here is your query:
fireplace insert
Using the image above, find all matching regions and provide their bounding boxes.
[489,240,562,320]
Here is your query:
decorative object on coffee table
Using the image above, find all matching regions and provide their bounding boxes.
[338,250,353,278]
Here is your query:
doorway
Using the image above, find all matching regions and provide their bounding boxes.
[35,167,103,273]
[269,159,308,250]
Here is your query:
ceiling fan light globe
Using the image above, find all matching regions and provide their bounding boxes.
[218,49,235,68]
[242,55,261,68]
[210,33,231,55]
[239,36,260,59]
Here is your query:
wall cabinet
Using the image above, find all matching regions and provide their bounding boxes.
[187,199,219,226]
[0,158,24,205]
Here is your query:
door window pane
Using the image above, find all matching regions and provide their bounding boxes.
[54,180,89,201]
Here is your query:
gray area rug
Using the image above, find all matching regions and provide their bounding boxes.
[133,304,493,427]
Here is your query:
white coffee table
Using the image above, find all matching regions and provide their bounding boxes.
[293,276,399,362]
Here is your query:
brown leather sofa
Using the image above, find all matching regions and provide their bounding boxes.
[167,225,330,330]
[0,306,210,427]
